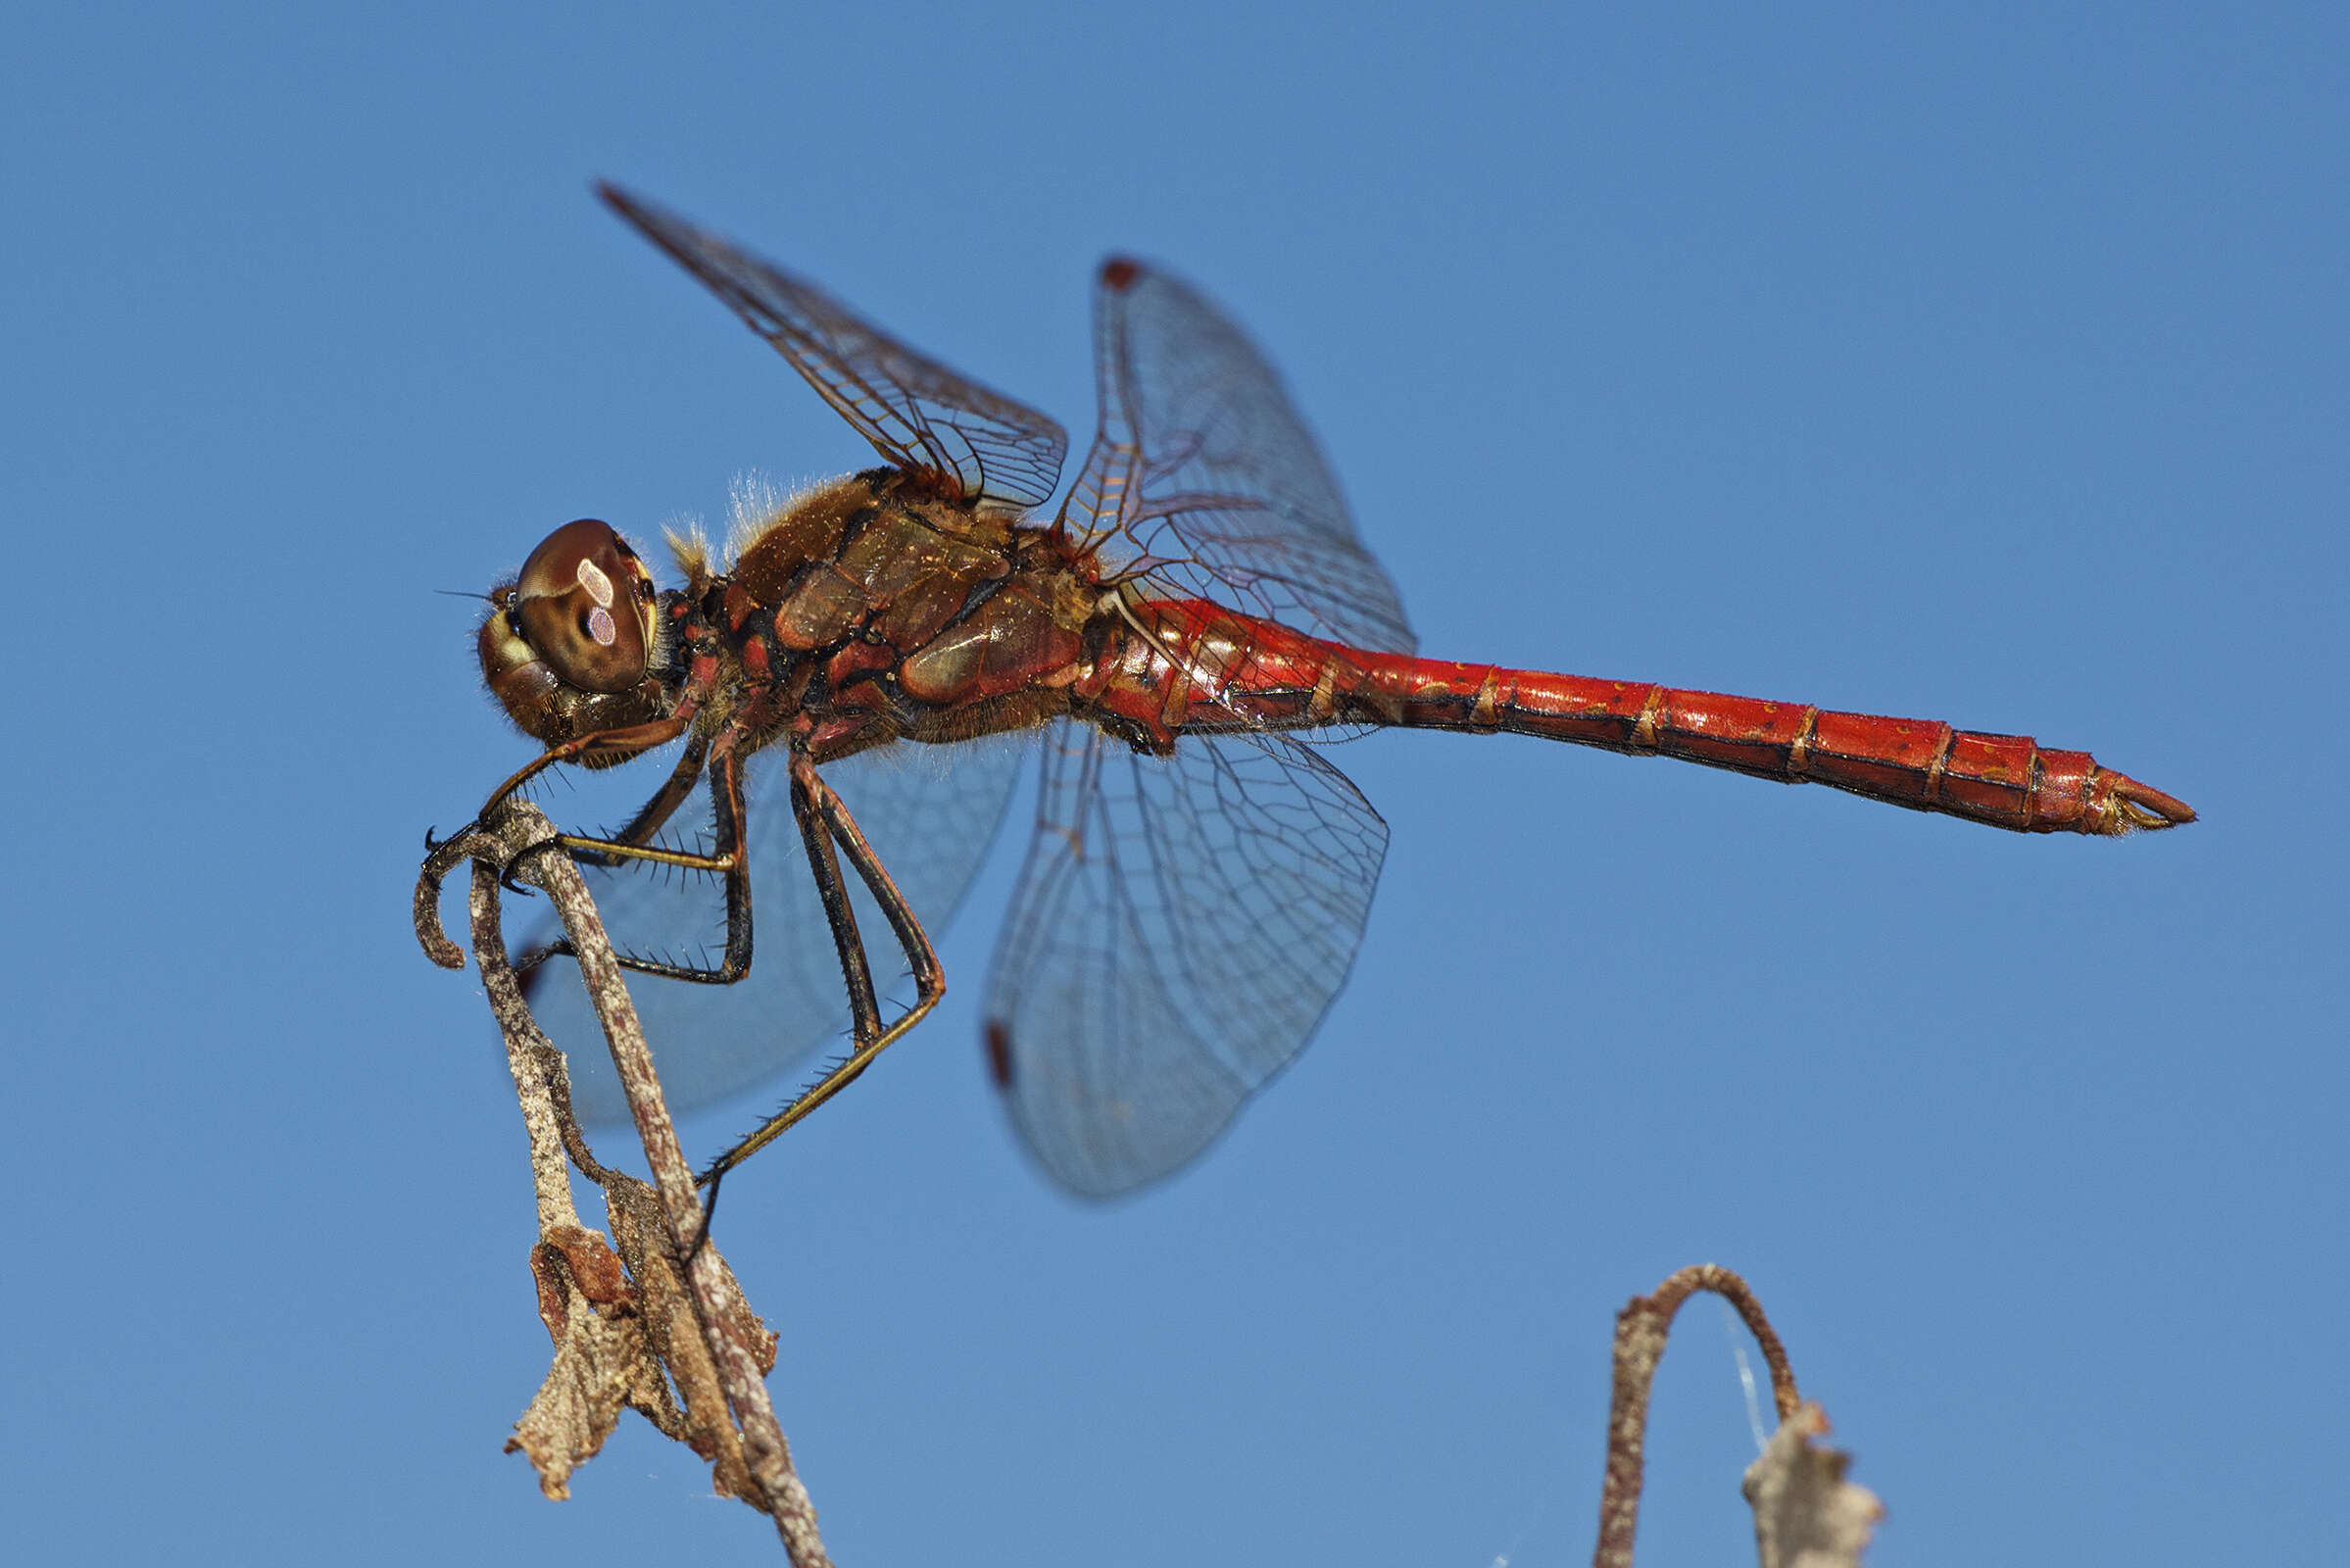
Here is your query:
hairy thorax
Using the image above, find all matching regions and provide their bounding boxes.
[672,470,1105,763]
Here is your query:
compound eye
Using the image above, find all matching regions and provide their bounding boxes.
[511,518,655,693]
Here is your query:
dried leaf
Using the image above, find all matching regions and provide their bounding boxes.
[1742,1402,1884,1568]
[507,1238,675,1498]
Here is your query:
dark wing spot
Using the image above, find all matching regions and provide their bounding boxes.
[1101,258,1142,292]
[984,1019,1015,1087]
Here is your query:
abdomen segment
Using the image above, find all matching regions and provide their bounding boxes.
[1349,658,2193,836]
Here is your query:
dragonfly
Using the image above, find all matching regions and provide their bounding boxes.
[463,184,2193,1200]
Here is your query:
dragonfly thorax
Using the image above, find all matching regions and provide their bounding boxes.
[669,469,1101,761]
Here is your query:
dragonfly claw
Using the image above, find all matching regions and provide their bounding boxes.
[498,833,570,895]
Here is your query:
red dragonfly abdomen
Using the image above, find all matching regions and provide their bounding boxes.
[1348,654,2192,834]
[1100,601,2194,836]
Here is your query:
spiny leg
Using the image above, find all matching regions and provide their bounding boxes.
[516,730,718,979]
[532,748,757,985]
[563,728,714,869]
[698,749,946,1187]
[438,714,698,894]
[477,714,696,824]
[791,748,887,1049]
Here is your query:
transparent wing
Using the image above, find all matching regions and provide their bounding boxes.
[1058,259,1415,655]
[982,721,1389,1197]
[518,734,1030,1123]
[600,183,1068,509]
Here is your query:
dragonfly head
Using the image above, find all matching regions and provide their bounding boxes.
[478,518,666,746]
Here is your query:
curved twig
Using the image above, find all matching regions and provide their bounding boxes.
[1593,1263,1801,1568]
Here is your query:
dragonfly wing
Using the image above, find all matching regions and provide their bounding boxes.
[983,721,1389,1198]
[519,734,1030,1125]
[600,184,1069,510]
[1058,259,1415,656]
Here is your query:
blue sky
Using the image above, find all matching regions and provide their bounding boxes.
[3,3,2341,1563]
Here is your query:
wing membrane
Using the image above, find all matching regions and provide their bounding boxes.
[520,736,1028,1125]
[983,721,1389,1197]
[601,183,1068,509]
[1058,260,1414,655]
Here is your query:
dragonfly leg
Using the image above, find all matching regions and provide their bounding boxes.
[515,730,714,971]
[430,715,700,897]
[475,714,696,823]
[529,749,757,985]
[697,750,946,1186]
[788,749,887,1048]
[565,729,713,868]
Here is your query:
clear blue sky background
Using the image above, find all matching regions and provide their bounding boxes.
[4,4,2339,1563]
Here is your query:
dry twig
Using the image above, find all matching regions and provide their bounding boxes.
[1592,1263,1877,1568]
[416,802,828,1565]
